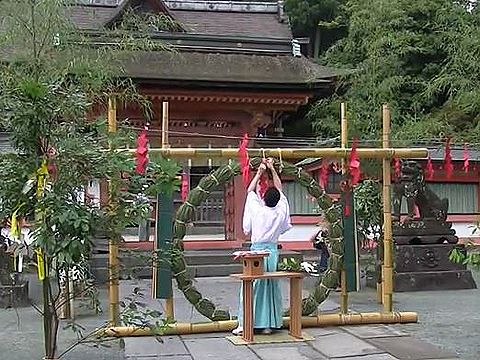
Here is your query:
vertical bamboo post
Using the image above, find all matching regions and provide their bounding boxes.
[161,101,170,149]
[382,104,393,312]
[161,101,174,319]
[108,96,120,326]
[340,102,348,314]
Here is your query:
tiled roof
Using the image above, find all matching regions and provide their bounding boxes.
[170,10,290,39]
[66,0,291,40]
[66,5,120,30]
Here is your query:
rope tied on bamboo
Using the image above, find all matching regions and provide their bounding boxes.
[277,148,284,173]
[185,201,195,209]
[197,186,210,195]
[210,174,220,185]
[320,282,336,292]
[226,164,235,176]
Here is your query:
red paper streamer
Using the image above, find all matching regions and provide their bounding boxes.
[349,139,361,185]
[444,138,453,179]
[135,129,149,174]
[238,134,250,187]
[181,171,189,202]
[463,144,470,173]
[393,158,401,179]
[319,159,329,189]
[426,156,434,180]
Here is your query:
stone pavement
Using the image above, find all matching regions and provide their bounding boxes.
[123,324,461,360]
[0,273,477,359]
[121,277,466,360]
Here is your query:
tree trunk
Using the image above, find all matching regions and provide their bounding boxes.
[313,26,321,59]
[42,276,59,359]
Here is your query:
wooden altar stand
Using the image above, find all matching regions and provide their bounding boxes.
[230,252,305,344]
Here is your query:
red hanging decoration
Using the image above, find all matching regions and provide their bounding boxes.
[181,171,189,202]
[135,129,149,174]
[393,157,401,179]
[426,156,434,180]
[463,144,470,173]
[444,138,453,179]
[349,139,361,185]
[238,134,250,187]
[319,159,329,189]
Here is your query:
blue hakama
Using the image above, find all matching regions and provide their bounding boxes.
[237,242,283,329]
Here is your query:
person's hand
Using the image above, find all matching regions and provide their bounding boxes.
[257,163,266,175]
[266,158,275,170]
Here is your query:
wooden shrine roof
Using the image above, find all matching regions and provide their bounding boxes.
[69,0,290,40]
[119,51,338,87]
[1,0,342,89]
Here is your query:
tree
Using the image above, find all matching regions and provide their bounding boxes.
[309,0,477,143]
[0,1,178,358]
[284,0,347,58]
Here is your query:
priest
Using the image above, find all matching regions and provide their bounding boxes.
[233,158,292,336]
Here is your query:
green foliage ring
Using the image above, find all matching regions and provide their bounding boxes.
[171,158,344,321]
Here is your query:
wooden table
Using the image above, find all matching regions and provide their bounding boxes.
[231,271,305,343]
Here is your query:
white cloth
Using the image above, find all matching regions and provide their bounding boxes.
[242,190,292,243]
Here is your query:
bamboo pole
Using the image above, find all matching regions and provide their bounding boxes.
[160,100,174,320]
[104,311,418,337]
[161,101,170,149]
[340,102,348,314]
[108,96,120,326]
[382,104,393,312]
[125,147,428,159]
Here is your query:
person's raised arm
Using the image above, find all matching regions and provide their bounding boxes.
[266,158,282,191]
[247,163,266,192]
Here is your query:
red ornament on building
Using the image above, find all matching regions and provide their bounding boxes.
[426,156,434,180]
[444,138,453,179]
[463,143,470,173]
[135,129,149,174]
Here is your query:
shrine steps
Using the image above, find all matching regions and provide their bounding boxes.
[89,249,304,283]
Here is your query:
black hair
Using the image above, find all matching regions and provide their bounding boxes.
[264,187,280,208]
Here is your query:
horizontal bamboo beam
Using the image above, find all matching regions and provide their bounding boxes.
[124,147,427,159]
[104,311,418,337]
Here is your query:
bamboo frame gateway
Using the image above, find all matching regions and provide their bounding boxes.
[106,99,427,334]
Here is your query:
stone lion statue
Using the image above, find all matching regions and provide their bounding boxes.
[392,160,449,222]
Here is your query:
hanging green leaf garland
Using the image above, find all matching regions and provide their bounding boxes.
[171,157,344,321]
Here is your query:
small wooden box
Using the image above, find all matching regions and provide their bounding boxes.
[242,255,266,277]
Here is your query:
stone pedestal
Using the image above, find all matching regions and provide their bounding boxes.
[394,244,476,292]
